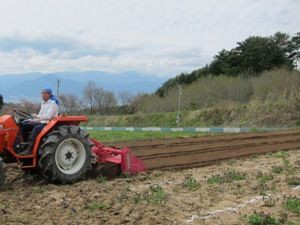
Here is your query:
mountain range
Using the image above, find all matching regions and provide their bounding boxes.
[0,71,167,102]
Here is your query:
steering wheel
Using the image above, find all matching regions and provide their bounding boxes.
[13,109,34,120]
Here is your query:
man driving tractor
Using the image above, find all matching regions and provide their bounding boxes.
[0,87,145,185]
[20,88,59,155]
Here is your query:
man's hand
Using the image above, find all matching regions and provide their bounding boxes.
[30,113,40,122]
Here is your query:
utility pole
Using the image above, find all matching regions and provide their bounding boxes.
[56,78,60,97]
[176,84,182,124]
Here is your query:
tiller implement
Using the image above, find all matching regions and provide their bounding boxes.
[0,110,146,186]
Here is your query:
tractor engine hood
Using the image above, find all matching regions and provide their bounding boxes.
[0,115,18,130]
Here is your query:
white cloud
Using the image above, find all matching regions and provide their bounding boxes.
[0,0,299,76]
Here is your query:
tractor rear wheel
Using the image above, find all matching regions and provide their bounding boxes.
[0,157,5,186]
[38,125,92,184]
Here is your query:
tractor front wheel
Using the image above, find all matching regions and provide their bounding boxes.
[0,157,5,186]
[38,125,92,184]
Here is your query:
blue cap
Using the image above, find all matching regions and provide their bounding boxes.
[42,88,52,95]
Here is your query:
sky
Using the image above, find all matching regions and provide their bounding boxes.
[0,0,299,77]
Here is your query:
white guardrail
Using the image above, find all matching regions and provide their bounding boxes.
[82,127,285,133]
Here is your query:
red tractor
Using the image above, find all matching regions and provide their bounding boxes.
[0,110,145,186]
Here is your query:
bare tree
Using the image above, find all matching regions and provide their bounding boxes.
[118,91,133,105]
[83,81,118,114]
[84,81,97,113]
[19,100,40,113]
[102,91,117,112]
[59,94,80,114]
[130,93,149,112]
[93,87,105,109]
[93,88,117,113]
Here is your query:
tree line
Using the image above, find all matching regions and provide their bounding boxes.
[156,32,300,97]
[59,81,138,115]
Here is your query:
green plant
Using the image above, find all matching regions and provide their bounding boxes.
[224,170,247,182]
[86,202,109,211]
[182,176,201,191]
[208,170,247,185]
[273,151,289,158]
[144,185,167,205]
[284,196,300,214]
[248,212,279,225]
[271,166,283,174]
[256,171,274,182]
[96,175,107,184]
[207,174,222,184]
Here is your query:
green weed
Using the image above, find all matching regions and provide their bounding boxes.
[247,212,280,225]
[273,151,289,158]
[207,174,222,185]
[208,170,246,184]
[96,175,107,184]
[144,185,167,205]
[182,176,201,191]
[284,196,300,214]
[271,166,284,174]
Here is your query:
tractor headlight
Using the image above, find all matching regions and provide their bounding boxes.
[0,124,3,129]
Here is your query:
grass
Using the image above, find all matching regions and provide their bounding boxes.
[207,170,247,184]
[284,196,300,214]
[88,130,211,143]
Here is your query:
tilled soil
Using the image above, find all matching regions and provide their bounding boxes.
[112,129,300,170]
[0,149,299,225]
